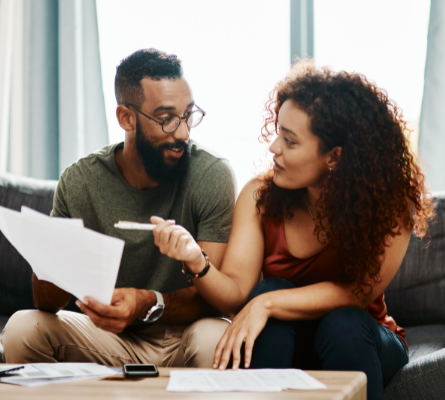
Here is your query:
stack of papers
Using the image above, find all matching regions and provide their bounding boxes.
[0,206,125,305]
[0,363,119,387]
[167,369,327,392]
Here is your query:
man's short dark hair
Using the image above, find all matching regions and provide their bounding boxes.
[115,48,183,107]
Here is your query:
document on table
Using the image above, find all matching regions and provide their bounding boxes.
[0,363,119,387]
[166,369,326,392]
[0,206,125,305]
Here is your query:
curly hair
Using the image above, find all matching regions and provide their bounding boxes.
[255,59,435,296]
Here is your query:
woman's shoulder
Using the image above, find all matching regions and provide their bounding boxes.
[232,178,265,225]
[236,178,283,228]
[237,178,262,204]
[242,177,262,192]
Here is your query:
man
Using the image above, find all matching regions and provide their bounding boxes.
[1,49,236,368]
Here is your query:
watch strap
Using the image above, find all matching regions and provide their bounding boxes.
[152,290,164,307]
[140,290,164,322]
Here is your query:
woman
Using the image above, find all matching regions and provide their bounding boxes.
[151,60,434,400]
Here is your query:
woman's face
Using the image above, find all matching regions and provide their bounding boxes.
[270,99,331,190]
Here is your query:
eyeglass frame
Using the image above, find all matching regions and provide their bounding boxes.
[125,103,206,133]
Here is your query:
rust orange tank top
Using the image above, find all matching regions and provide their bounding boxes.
[262,218,407,348]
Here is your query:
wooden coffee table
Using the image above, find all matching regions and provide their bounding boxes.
[0,367,367,399]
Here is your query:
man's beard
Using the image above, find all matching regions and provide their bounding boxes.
[135,119,191,184]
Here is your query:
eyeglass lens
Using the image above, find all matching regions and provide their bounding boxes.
[187,110,204,128]
[163,110,205,133]
[163,117,181,133]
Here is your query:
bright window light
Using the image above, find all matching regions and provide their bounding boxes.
[314,0,430,153]
[97,0,290,191]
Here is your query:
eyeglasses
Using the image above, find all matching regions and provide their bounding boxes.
[126,104,206,134]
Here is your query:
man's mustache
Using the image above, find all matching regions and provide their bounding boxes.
[159,140,189,151]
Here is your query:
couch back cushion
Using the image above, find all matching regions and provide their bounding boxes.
[0,173,57,314]
[386,192,445,326]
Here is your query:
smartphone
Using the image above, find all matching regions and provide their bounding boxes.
[123,364,159,378]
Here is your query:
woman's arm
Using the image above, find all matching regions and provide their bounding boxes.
[213,218,411,370]
[151,179,265,316]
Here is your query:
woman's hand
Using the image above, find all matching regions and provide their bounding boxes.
[213,295,270,370]
[151,216,203,272]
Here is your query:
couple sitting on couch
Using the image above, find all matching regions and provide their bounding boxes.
[1,49,434,400]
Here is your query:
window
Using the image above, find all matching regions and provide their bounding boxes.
[97,0,290,191]
[314,0,430,153]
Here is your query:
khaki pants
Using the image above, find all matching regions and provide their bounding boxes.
[1,310,229,368]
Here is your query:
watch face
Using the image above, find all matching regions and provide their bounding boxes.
[148,307,164,322]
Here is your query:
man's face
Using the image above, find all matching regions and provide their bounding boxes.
[134,78,194,183]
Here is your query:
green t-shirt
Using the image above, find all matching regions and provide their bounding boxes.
[51,141,237,298]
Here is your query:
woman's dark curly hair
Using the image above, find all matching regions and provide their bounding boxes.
[256,60,435,296]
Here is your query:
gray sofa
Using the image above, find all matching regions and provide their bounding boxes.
[0,172,444,399]
[0,173,79,350]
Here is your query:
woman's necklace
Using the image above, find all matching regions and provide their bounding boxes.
[305,199,328,240]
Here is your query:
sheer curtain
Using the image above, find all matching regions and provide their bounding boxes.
[0,0,108,180]
[419,0,445,191]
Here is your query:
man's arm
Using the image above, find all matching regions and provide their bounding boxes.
[32,273,71,313]
[33,176,72,313]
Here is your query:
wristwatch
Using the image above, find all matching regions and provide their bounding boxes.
[140,291,164,322]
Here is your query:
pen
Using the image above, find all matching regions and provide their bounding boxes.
[114,221,156,231]
[0,366,24,376]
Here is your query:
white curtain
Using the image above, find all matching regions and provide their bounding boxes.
[419,0,445,191]
[0,0,108,180]
[290,0,314,64]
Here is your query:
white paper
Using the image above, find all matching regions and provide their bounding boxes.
[251,369,326,390]
[166,369,326,392]
[21,206,84,228]
[166,370,214,392]
[0,363,119,387]
[0,206,125,305]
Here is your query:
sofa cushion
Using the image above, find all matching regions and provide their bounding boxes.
[385,192,445,326]
[0,315,7,335]
[0,173,81,317]
[384,348,445,400]
[405,324,445,362]
[0,173,58,315]
[0,315,8,363]
[382,324,445,398]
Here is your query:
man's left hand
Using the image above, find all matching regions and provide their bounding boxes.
[76,288,156,334]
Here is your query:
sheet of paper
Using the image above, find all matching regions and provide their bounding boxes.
[167,369,326,392]
[165,370,214,392]
[251,369,326,390]
[0,206,23,257]
[0,363,119,387]
[206,370,281,392]
[0,206,125,305]
[21,206,84,227]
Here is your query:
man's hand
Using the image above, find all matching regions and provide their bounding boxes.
[76,288,156,334]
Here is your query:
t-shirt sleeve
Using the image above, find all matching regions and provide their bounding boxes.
[50,174,71,218]
[193,159,237,243]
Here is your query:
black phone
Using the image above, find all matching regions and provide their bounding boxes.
[123,364,159,378]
